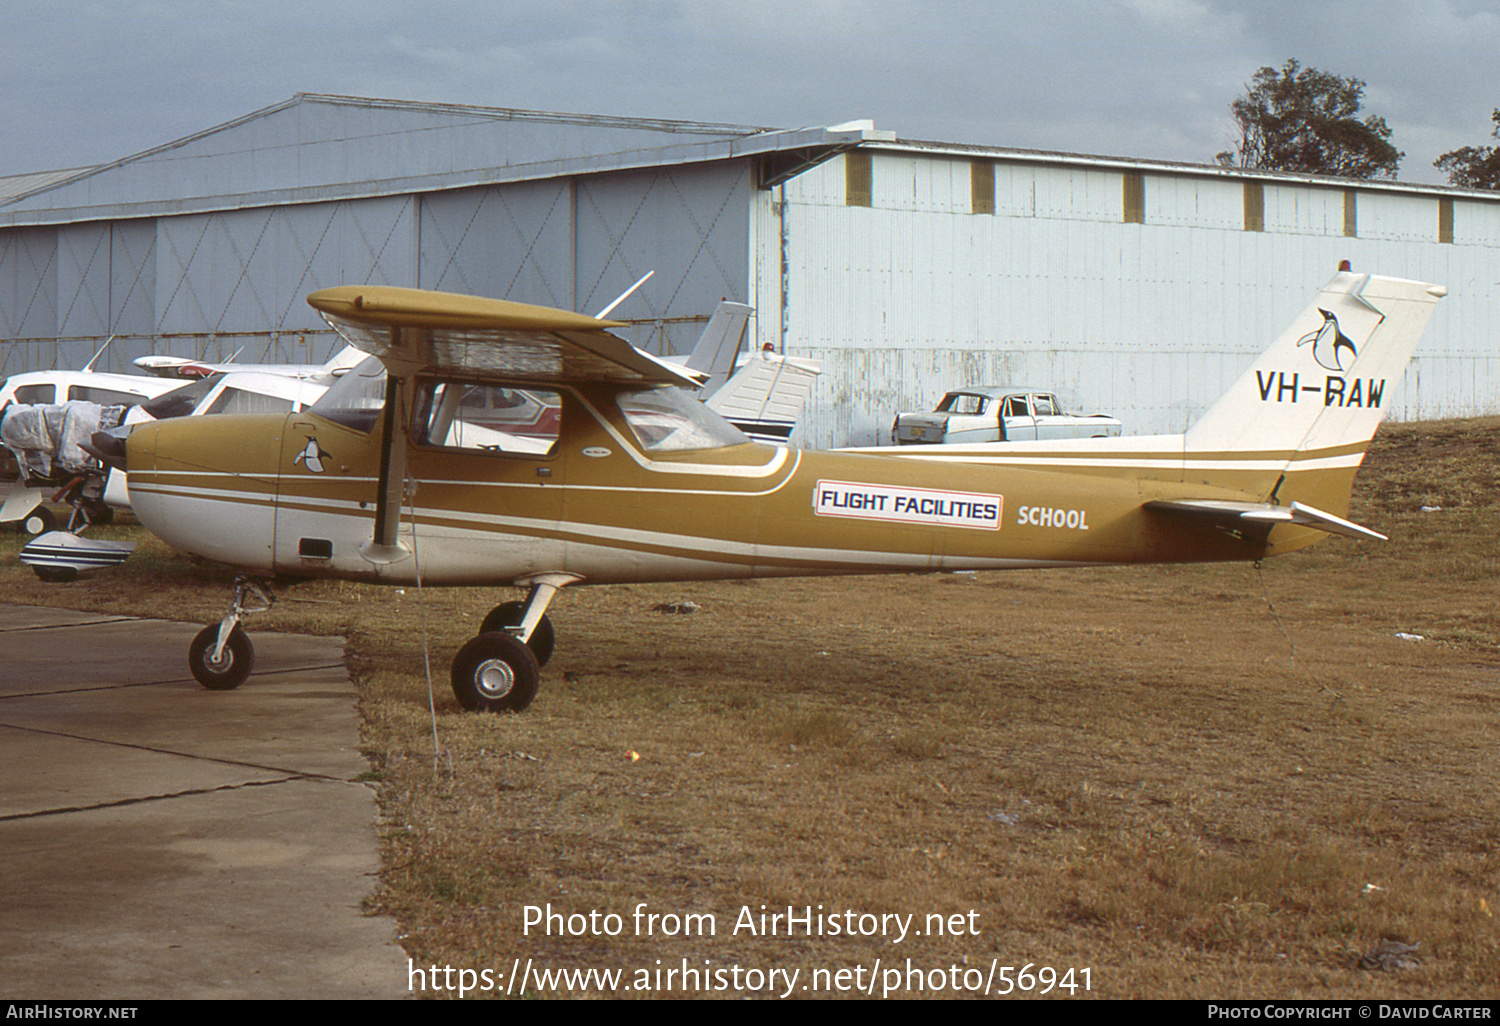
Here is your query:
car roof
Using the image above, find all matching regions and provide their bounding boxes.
[944,387,1053,398]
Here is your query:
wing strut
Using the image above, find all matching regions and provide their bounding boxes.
[359,371,412,565]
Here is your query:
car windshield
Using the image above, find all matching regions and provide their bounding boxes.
[309,356,386,432]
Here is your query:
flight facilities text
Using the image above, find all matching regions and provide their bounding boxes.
[813,480,1002,530]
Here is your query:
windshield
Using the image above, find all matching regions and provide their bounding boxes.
[140,377,218,420]
[309,356,386,432]
[617,387,749,452]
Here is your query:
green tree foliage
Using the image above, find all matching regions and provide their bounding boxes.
[1217,59,1402,179]
[1434,110,1500,189]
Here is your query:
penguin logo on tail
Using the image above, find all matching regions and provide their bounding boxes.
[1297,309,1358,372]
[294,437,330,474]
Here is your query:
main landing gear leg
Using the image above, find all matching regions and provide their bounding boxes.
[188,576,273,691]
[453,573,578,713]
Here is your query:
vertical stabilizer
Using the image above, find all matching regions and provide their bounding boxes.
[686,302,754,396]
[1185,273,1445,482]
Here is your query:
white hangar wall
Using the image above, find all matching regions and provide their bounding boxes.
[752,149,1500,449]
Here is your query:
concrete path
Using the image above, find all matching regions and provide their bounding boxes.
[0,604,409,999]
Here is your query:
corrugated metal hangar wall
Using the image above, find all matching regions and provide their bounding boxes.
[3,95,1498,449]
[0,96,764,379]
[0,182,753,372]
[756,148,1500,447]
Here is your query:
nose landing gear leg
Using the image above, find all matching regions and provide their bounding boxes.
[188,576,274,691]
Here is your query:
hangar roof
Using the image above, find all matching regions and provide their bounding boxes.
[0,167,94,206]
[0,93,894,227]
[4,93,1489,228]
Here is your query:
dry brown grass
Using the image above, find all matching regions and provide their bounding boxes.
[3,418,1498,999]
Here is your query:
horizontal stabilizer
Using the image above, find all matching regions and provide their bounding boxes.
[705,354,822,443]
[1145,498,1387,542]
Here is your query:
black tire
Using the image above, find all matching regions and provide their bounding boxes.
[479,600,555,666]
[451,631,540,713]
[33,566,77,583]
[19,506,57,536]
[188,624,255,691]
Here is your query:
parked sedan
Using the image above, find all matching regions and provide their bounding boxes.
[892,388,1122,444]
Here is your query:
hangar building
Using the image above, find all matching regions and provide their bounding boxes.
[2,93,1497,447]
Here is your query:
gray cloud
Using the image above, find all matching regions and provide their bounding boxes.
[1,0,1494,184]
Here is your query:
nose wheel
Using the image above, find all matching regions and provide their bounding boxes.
[189,624,255,690]
[188,577,272,691]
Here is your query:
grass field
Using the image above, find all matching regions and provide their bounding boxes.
[3,418,1497,999]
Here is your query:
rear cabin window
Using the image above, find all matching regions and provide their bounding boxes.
[204,387,298,416]
[12,384,54,405]
[938,393,987,415]
[617,387,748,452]
[68,385,150,406]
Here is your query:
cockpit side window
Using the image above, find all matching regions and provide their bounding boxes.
[69,385,150,406]
[412,380,561,457]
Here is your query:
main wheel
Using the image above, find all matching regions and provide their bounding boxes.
[19,506,57,536]
[479,600,555,666]
[188,624,254,691]
[451,632,540,713]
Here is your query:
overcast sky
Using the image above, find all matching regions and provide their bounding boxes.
[1,0,1496,186]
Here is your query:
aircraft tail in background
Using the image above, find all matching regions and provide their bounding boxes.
[683,301,754,396]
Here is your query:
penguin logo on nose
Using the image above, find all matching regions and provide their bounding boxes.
[294,437,330,474]
[1297,309,1358,372]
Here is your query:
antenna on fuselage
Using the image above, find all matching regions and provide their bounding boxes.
[81,336,117,373]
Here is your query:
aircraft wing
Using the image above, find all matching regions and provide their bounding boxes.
[1145,498,1387,542]
[306,286,699,388]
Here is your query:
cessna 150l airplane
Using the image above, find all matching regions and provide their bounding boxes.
[113,270,1444,712]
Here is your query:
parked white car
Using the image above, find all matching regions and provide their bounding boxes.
[893,387,1122,444]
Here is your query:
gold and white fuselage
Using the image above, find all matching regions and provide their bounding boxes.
[122,271,1445,708]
